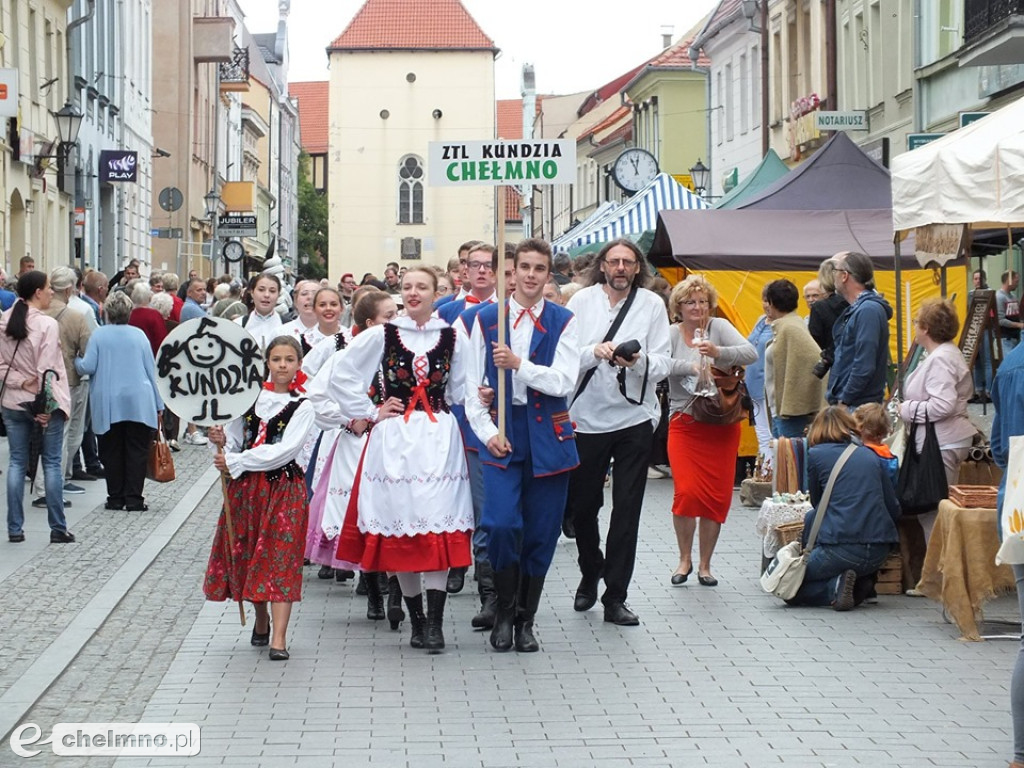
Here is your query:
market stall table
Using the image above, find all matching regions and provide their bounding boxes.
[917,499,1016,641]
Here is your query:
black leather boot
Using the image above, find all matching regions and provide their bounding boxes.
[425,589,447,652]
[446,566,467,594]
[404,593,426,649]
[365,571,385,620]
[471,561,497,630]
[490,566,519,651]
[387,575,404,630]
[356,572,368,595]
[514,574,545,653]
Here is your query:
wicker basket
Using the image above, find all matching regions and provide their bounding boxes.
[774,520,805,546]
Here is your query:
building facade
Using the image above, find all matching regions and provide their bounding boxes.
[1,0,76,276]
[326,0,497,280]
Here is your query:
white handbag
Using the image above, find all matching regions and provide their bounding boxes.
[761,443,857,600]
[996,435,1024,565]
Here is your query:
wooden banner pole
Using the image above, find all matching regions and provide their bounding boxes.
[218,444,246,626]
[496,185,507,441]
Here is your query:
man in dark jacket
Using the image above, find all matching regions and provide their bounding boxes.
[826,251,893,408]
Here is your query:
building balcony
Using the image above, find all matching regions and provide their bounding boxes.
[961,0,1024,66]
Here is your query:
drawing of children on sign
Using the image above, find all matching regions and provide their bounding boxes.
[156,317,264,425]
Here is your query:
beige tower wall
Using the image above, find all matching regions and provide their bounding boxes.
[328,49,496,281]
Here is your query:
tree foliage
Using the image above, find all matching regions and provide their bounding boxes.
[296,151,328,281]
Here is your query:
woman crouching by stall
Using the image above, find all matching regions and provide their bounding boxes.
[204,335,316,660]
[786,406,900,611]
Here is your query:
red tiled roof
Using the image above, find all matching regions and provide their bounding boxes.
[290,81,329,154]
[579,104,631,142]
[329,0,496,51]
[595,121,632,148]
[505,188,522,222]
[579,64,646,117]
[496,98,543,140]
[648,37,711,69]
[497,99,524,140]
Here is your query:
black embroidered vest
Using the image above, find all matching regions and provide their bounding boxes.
[381,323,454,415]
[240,398,305,480]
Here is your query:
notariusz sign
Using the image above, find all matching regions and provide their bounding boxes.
[428,140,576,187]
[814,111,868,131]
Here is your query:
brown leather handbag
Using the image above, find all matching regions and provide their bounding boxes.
[691,365,753,426]
[146,417,176,483]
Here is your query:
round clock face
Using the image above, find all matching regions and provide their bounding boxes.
[612,149,659,193]
[222,240,244,263]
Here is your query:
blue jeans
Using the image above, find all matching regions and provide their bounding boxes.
[6,407,68,535]
[772,414,812,439]
[1012,564,1024,762]
[787,542,892,606]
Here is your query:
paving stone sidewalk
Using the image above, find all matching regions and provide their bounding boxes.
[2,404,1018,768]
[116,480,1023,767]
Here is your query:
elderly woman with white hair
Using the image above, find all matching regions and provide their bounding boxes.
[127,281,167,356]
[75,291,164,511]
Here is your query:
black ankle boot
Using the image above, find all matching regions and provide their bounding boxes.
[365,571,385,620]
[514,574,545,653]
[446,566,467,594]
[425,589,447,652]
[490,567,519,651]
[387,575,404,630]
[472,561,497,630]
[403,593,426,649]
[356,572,368,595]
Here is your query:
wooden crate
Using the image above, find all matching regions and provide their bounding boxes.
[875,553,903,595]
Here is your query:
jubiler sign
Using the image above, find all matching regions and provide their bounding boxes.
[427,140,576,187]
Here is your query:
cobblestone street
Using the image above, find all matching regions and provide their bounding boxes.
[0,420,1019,767]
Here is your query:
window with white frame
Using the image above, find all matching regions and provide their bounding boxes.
[398,155,424,224]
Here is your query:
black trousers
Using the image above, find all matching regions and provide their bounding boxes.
[98,421,153,508]
[567,421,653,605]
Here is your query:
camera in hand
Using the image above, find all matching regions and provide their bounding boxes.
[812,350,833,379]
[610,339,641,365]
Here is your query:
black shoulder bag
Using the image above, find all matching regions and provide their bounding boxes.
[571,284,639,406]
[896,402,948,515]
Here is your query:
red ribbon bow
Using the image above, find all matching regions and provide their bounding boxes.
[465,295,481,305]
[263,369,308,394]
[403,380,437,423]
[514,306,545,332]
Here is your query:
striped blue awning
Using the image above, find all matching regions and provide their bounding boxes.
[552,173,707,251]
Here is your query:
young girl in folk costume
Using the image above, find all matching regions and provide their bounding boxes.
[328,268,474,653]
[204,335,316,661]
[304,292,400,625]
[300,287,354,378]
[237,273,283,350]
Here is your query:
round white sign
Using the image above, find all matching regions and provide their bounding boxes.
[155,316,264,426]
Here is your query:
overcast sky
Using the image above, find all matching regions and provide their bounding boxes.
[236,0,721,99]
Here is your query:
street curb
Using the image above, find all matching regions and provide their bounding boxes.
[0,465,222,741]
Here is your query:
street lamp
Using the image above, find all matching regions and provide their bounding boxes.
[204,188,221,276]
[52,101,84,147]
[689,158,710,197]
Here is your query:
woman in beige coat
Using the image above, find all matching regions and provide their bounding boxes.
[763,280,823,437]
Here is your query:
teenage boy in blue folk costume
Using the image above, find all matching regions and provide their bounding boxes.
[465,238,580,653]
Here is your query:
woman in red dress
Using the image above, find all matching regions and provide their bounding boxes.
[204,335,315,661]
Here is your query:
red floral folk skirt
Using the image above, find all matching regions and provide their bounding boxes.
[204,470,308,603]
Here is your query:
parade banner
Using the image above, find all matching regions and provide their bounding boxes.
[427,140,576,187]
[155,317,263,425]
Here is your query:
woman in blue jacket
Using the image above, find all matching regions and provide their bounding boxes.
[787,406,900,610]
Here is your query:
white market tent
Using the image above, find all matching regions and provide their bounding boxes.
[892,95,1024,231]
[551,172,707,252]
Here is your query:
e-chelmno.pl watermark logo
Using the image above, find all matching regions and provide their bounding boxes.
[9,723,200,757]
